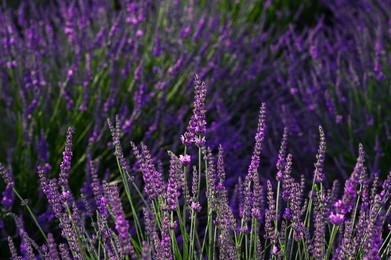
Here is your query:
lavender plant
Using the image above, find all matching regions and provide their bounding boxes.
[270,0,391,179]
[1,75,390,259]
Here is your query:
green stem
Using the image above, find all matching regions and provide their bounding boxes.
[116,154,144,243]
[326,226,339,259]
[13,188,48,241]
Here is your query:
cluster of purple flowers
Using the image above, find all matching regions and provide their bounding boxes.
[0,72,390,259]
[0,0,390,258]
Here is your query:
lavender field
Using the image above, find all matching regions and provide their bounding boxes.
[0,0,390,259]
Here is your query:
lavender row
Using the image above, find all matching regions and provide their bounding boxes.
[1,76,390,259]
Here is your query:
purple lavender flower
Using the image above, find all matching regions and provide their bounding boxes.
[205,147,217,210]
[276,127,288,181]
[248,103,267,178]
[265,181,277,244]
[362,195,385,260]
[311,189,326,259]
[1,183,14,210]
[21,230,35,260]
[89,160,104,212]
[44,179,64,219]
[218,231,238,259]
[217,145,226,188]
[252,170,264,221]
[131,142,164,200]
[313,126,326,183]
[331,144,365,223]
[160,212,173,260]
[336,220,354,259]
[142,241,151,260]
[189,166,201,212]
[103,181,135,257]
[59,127,74,186]
[59,213,82,259]
[179,154,191,166]
[59,244,72,260]
[181,74,207,146]
[282,154,294,200]
[162,152,182,211]
[47,233,59,260]
[8,236,21,260]
[108,116,131,173]
[0,163,14,188]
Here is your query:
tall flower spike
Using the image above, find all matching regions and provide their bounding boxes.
[314,126,326,183]
[59,127,74,186]
[252,170,264,221]
[1,182,14,210]
[330,144,365,225]
[217,144,226,187]
[142,241,151,260]
[103,182,135,257]
[241,175,252,233]
[131,142,163,200]
[189,166,201,212]
[0,163,14,188]
[8,236,21,260]
[160,212,173,260]
[162,152,181,211]
[265,180,277,244]
[59,244,72,260]
[282,154,294,200]
[181,74,207,146]
[108,116,131,173]
[276,127,288,181]
[312,189,326,259]
[47,233,59,260]
[205,147,217,210]
[248,103,267,178]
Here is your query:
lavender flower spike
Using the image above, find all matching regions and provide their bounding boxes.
[276,127,288,181]
[181,74,207,146]
[314,126,326,183]
[8,236,21,260]
[59,127,74,186]
[0,163,14,188]
[160,212,173,260]
[248,103,267,178]
[330,144,365,224]
[162,151,182,211]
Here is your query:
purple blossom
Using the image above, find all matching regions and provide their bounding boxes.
[248,103,267,178]
[108,116,131,173]
[276,127,288,181]
[189,166,201,212]
[181,74,207,146]
[8,236,20,260]
[179,154,191,166]
[47,233,59,260]
[216,144,226,192]
[59,127,74,187]
[311,189,326,258]
[59,244,72,260]
[141,241,151,260]
[160,212,173,260]
[0,163,14,188]
[103,181,135,257]
[131,142,164,200]
[331,144,365,219]
[205,147,217,210]
[265,181,277,244]
[313,126,326,183]
[1,184,14,210]
[162,152,182,211]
